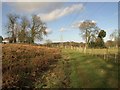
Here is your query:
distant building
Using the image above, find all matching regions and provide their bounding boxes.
[2,38,10,44]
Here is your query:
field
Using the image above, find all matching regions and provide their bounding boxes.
[2,44,119,88]
[40,49,119,88]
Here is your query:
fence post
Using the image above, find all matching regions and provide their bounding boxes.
[104,53,106,60]
[106,48,109,60]
[65,46,66,49]
[115,53,117,63]
[84,47,87,54]
[77,47,79,51]
[92,48,94,56]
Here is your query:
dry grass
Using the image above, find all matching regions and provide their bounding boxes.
[2,44,61,88]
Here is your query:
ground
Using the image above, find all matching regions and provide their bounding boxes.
[40,49,118,88]
[2,44,119,88]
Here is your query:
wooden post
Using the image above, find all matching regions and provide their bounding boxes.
[73,46,75,50]
[92,48,93,56]
[115,53,117,63]
[65,46,66,49]
[104,53,106,60]
[84,47,87,54]
[106,48,109,60]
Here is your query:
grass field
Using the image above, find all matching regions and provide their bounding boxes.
[63,49,118,88]
[2,44,119,88]
[42,49,118,88]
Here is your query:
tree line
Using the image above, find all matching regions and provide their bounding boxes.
[6,13,47,44]
[2,14,119,48]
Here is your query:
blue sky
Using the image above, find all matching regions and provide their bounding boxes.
[1,2,118,43]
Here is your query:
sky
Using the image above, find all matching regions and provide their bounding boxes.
[1,1,118,43]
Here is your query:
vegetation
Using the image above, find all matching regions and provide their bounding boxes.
[2,44,118,88]
[2,11,119,89]
[110,30,118,47]
[6,13,47,44]
[0,36,3,43]
[79,20,100,48]
[34,49,118,88]
[44,41,85,47]
[18,16,30,43]
[89,30,106,48]
[79,20,107,48]
[2,44,61,88]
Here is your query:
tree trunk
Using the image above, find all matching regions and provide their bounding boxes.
[31,28,35,44]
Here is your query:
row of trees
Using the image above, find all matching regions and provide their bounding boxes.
[6,13,47,44]
[4,14,119,48]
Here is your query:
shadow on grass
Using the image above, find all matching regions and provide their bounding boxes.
[62,49,118,88]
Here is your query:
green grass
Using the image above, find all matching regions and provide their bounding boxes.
[36,48,118,88]
[62,49,118,88]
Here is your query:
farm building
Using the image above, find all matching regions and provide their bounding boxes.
[2,38,10,44]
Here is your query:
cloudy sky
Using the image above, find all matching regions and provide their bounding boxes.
[1,1,118,43]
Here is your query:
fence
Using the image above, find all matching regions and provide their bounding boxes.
[60,46,119,63]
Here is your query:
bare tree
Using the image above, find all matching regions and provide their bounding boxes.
[6,14,47,44]
[18,16,30,43]
[79,20,100,48]
[110,29,118,41]
[30,15,47,43]
[110,29,118,47]
[7,13,19,43]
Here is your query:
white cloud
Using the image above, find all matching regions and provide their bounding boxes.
[39,4,84,22]
[4,2,84,21]
[59,28,66,32]
[7,3,51,13]
[2,0,119,2]
[2,0,67,2]
[72,21,81,28]
[45,28,52,34]
[59,27,76,32]
[5,2,64,14]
